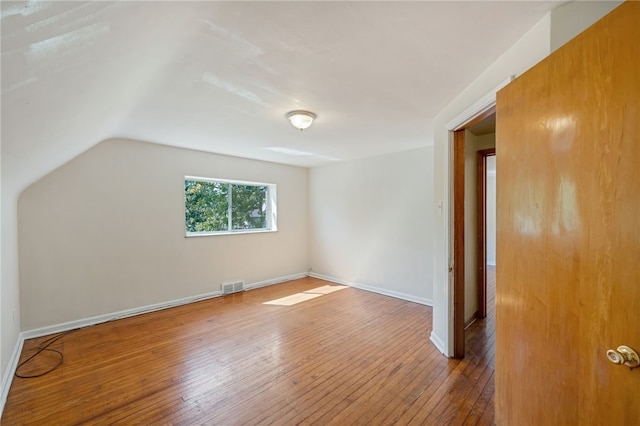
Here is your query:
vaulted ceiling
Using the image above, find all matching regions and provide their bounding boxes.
[1,1,563,193]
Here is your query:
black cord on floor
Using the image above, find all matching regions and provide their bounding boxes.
[15,331,72,379]
[15,318,121,379]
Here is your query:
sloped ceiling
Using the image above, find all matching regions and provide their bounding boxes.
[1,1,562,193]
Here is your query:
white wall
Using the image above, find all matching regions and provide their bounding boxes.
[430,14,552,355]
[486,156,496,266]
[1,187,21,393]
[464,132,495,323]
[18,139,309,330]
[551,1,622,52]
[309,147,433,305]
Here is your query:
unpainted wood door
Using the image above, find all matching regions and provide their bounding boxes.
[495,2,639,424]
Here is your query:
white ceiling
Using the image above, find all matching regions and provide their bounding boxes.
[1,1,563,193]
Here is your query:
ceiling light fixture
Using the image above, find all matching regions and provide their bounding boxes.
[286,110,316,131]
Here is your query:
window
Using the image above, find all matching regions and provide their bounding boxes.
[185,176,277,236]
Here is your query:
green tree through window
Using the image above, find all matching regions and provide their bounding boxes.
[185,178,272,234]
[231,185,267,230]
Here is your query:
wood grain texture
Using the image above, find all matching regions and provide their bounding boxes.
[2,277,496,425]
[454,129,466,359]
[495,2,639,424]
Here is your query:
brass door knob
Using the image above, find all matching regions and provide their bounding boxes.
[606,346,640,368]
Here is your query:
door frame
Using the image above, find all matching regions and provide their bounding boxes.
[476,148,496,319]
[444,77,511,358]
[453,129,466,358]
[452,108,495,359]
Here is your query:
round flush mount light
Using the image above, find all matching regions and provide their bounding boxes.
[286,110,317,131]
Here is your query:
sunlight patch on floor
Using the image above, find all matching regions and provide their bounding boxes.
[263,285,348,306]
[263,293,322,306]
[304,285,348,295]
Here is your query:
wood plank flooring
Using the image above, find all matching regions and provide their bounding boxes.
[2,276,495,425]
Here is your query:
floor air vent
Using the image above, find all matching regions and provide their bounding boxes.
[222,281,245,295]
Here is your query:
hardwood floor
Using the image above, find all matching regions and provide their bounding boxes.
[2,277,495,425]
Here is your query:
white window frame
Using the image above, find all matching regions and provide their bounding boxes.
[185,176,277,237]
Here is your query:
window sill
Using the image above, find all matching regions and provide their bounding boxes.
[185,229,277,238]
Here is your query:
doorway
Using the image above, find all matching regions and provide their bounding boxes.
[452,112,496,358]
[476,149,496,320]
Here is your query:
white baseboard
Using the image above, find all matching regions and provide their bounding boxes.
[245,272,308,291]
[1,334,25,416]
[0,271,308,416]
[308,272,432,306]
[21,272,309,340]
[429,331,446,355]
[22,289,222,340]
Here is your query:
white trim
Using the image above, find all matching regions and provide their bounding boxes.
[309,272,433,306]
[443,126,454,357]
[487,261,496,266]
[429,331,446,354]
[23,290,223,340]
[309,272,349,286]
[1,334,25,416]
[244,272,309,291]
[22,271,309,340]
[441,76,513,357]
[446,76,513,131]
[185,229,276,238]
[185,175,274,188]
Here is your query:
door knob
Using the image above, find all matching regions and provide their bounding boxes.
[606,346,640,369]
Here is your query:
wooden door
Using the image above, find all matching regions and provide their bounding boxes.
[495,2,639,425]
